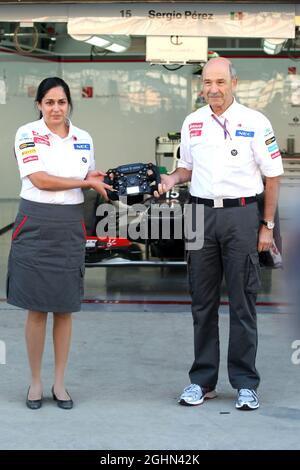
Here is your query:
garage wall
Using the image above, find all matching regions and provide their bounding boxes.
[232,58,300,156]
[0,58,191,198]
[0,56,299,199]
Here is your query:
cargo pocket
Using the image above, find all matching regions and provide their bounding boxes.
[245,253,262,293]
[11,215,40,265]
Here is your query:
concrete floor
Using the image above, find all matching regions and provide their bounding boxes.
[0,199,299,450]
[0,305,299,450]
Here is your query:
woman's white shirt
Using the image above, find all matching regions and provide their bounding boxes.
[15,118,95,204]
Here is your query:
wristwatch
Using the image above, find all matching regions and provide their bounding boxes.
[261,220,275,230]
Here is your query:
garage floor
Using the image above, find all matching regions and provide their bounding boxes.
[0,199,299,450]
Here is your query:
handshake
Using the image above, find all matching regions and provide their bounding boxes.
[85,163,161,201]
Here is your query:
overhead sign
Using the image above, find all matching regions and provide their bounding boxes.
[68,3,295,38]
[0,4,68,22]
[0,0,294,3]
[0,3,295,38]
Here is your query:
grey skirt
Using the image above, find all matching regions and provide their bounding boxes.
[7,198,86,313]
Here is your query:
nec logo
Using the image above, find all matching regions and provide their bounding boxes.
[74,143,90,150]
[235,130,255,138]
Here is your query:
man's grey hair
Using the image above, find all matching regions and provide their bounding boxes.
[229,63,237,79]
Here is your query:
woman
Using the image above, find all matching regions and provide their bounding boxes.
[7,77,110,410]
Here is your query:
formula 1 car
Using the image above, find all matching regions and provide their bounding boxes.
[83,162,189,267]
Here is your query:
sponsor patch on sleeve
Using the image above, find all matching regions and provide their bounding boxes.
[265,136,275,145]
[189,122,203,138]
[19,142,35,150]
[268,143,279,153]
[20,132,30,139]
[270,150,281,159]
[74,143,91,150]
[235,130,255,137]
[23,155,39,164]
[264,127,273,137]
[22,148,37,156]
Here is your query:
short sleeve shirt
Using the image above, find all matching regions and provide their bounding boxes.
[178,99,284,199]
[14,118,95,204]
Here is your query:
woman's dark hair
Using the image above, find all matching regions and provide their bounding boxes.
[35,77,73,119]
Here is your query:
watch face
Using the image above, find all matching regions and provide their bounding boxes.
[267,221,275,229]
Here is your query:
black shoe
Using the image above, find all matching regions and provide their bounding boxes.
[51,386,73,410]
[26,387,43,410]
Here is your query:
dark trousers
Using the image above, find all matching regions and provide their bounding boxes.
[187,202,261,390]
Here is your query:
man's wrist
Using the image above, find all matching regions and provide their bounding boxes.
[260,219,275,230]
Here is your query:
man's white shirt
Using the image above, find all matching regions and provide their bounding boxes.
[178,99,284,199]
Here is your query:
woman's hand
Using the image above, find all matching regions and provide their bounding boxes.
[85,174,112,200]
[86,170,106,180]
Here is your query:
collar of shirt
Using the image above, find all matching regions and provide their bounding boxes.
[210,98,240,140]
[37,117,74,141]
[211,114,231,140]
[220,98,239,122]
[209,97,238,121]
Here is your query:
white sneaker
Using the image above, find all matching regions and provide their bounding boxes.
[236,389,259,410]
[178,384,217,406]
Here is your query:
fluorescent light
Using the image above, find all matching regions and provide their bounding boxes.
[263,38,287,55]
[20,22,34,28]
[69,32,131,53]
[106,43,127,53]
[86,36,110,48]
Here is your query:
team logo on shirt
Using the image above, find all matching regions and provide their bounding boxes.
[82,157,87,163]
[189,122,203,138]
[265,136,275,145]
[32,131,49,139]
[32,131,50,146]
[235,130,255,137]
[231,149,238,156]
[74,143,90,150]
[19,142,35,149]
[33,137,50,146]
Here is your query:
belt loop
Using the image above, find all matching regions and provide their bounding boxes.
[240,197,246,206]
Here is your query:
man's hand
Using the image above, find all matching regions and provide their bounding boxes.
[154,173,177,198]
[258,225,274,252]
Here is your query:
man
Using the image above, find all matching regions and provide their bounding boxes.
[156,57,283,410]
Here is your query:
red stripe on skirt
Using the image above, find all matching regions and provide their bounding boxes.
[12,215,28,240]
